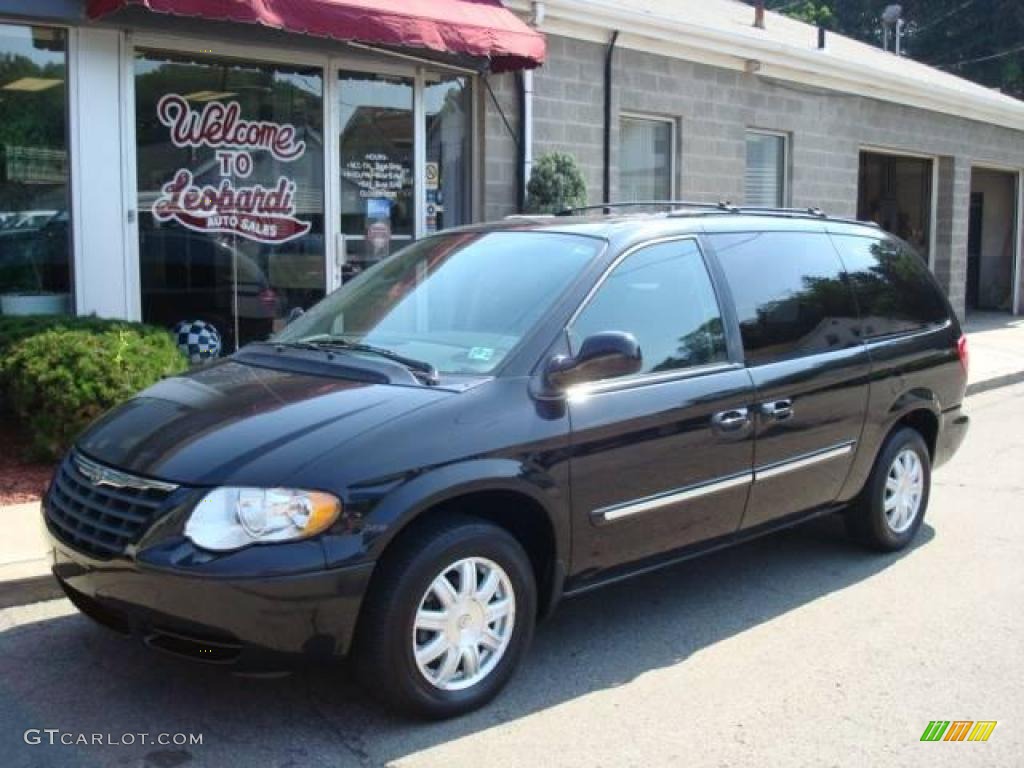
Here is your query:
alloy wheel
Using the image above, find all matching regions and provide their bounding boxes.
[412,557,516,691]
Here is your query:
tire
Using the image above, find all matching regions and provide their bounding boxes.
[846,427,931,552]
[351,514,537,719]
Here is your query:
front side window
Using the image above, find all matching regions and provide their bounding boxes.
[745,131,787,208]
[278,232,601,375]
[619,116,674,202]
[570,239,727,375]
[832,234,948,338]
[708,232,860,365]
[0,24,71,315]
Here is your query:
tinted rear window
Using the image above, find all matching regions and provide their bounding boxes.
[708,231,860,364]
[831,235,948,338]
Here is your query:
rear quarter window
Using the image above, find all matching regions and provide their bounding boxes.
[831,235,948,338]
[707,231,861,365]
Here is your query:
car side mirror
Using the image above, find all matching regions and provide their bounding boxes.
[286,306,305,325]
[543,332,642,394]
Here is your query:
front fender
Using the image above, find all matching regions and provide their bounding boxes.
[321,458,570,572]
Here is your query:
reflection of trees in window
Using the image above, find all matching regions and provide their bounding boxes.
[0,28,69,296]
[835,236,947,337]
[738,270,859,360]
[0,56,66,151]
[653,316,727,372]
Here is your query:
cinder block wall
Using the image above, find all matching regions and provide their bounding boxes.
[483,33,1024,319]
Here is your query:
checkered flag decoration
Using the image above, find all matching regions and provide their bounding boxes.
[173,319,222,364]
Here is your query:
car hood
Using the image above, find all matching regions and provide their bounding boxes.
[75,359,451,486]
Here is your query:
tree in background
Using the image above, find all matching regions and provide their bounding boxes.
[751,0,1024,99]
[526,153,588,214]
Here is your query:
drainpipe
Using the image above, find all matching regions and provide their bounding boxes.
[520,1,545,211]
[517,72,528,212]
[603,30,619,208]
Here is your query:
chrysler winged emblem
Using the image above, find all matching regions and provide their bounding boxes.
[72,454,179,493]
[75,457,122,488]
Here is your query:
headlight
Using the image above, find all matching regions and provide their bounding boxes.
[185,487,342,552]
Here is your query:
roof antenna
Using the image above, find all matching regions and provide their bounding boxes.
[881,5,904,55]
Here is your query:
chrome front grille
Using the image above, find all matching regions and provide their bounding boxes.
[45,453,178,559]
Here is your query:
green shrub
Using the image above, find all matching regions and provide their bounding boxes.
[1,326,187,459]
[526,152,588,214]
[0,314,171,358]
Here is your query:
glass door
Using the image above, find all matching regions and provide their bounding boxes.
[338,71,414,279]
[134,49,325,354]
[336,68,473,283]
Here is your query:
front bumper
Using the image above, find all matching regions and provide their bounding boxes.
[50,535,375,672]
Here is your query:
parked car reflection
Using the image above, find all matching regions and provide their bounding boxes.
[139,228,283,351]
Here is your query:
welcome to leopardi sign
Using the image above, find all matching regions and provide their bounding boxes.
[151,94,312,244]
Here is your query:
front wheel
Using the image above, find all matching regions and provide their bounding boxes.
[846,427,931,551]
[352,515,536,718]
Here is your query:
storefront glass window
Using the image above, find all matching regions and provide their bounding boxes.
[425,75,471,233]
[339,71,413,271]
[135,50,325,352]
[0,24,71,316]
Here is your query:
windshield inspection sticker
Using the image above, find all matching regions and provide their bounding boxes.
[467,347,495,363]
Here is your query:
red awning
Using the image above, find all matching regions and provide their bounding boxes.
[87,0,545,72]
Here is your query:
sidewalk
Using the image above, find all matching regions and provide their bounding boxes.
[0,501,61,609]
[2,312,1023,608]
[963,311,1024,396]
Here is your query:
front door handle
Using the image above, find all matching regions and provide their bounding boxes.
[761,399,794,421]
[712,407,751,432]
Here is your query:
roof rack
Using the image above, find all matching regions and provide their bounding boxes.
[555,200,732,216]
[556,200,838,219]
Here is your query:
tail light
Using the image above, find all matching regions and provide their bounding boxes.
[957,334,969,376]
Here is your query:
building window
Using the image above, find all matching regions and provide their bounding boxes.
[619,115,675,202]
[0,24,71,316]
[425,74,472,234]
[745,131,787,208]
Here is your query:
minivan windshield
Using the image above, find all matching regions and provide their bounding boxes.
[274,231,602,375]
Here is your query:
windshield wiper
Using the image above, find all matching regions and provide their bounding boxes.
[283,337,440,386]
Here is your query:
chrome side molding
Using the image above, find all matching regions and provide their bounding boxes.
[593,471,753,524]
[592,440,857,524]
[754,441,855,481]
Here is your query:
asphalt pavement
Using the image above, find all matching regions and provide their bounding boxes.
[2,382,1022,768]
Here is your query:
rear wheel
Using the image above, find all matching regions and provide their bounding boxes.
[846,427,931,551]
[352,514,536,718]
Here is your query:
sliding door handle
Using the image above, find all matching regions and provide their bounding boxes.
[761,399,794,421]
[712,407,750,432]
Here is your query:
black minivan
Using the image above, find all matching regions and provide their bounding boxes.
[46,206,969,718]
